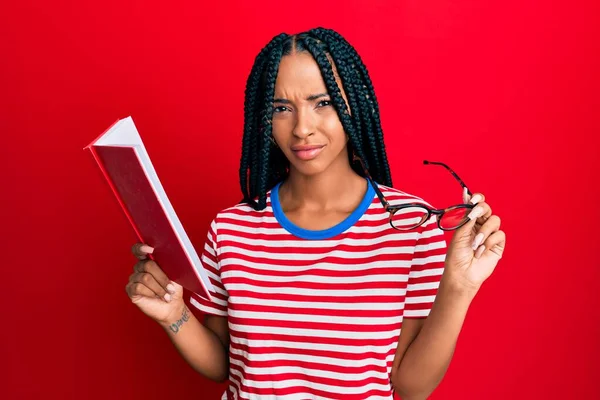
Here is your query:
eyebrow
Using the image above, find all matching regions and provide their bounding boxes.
[273,93,329,104]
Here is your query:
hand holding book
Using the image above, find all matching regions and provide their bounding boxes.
[125,243,188,326]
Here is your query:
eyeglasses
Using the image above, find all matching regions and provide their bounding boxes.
[353,154,475,231]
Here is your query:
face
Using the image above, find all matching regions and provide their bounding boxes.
[271,51,350,177]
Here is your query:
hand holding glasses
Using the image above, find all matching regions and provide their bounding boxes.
[353,154,479,231]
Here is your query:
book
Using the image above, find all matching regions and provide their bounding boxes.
[83,116,214,301]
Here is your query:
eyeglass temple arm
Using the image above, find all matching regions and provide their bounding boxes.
[423,160,472,197]
[370,178,389,207]
[353,153,390,208]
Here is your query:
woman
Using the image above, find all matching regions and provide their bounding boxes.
[125,27,505,399]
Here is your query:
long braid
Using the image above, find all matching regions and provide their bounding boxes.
[312,29,389,183]
[321,28,393,186]
[255,44,285,210]
[239,33,287,207]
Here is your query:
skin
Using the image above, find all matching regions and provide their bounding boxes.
[125,50,506,398]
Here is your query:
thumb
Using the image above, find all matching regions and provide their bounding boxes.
[453,213,478,245]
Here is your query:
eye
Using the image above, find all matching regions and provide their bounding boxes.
[273,106,287,114]
[317,100,332,108]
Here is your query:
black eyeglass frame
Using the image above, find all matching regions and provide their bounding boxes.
[352,154,475,231]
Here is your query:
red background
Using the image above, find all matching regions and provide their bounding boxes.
[1,1,599,399]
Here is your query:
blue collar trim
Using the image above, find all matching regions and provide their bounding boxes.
[271,180,375,240]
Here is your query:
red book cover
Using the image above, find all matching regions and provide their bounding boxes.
[83,117,213,301]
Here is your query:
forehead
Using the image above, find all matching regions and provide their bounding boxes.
[275,52,327,95]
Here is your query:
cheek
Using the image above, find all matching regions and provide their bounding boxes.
[321,114,346,143]
[272,118,289,141]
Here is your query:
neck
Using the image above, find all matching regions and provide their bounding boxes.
[279,153,366,211]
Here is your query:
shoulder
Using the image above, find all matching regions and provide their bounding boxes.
[209,194,274,228]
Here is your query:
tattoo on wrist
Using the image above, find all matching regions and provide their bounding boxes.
[168,306,190,334]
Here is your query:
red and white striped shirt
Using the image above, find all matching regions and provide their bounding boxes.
[191,181,447,400]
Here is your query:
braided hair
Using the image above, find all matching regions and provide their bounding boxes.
[239,27,393,210]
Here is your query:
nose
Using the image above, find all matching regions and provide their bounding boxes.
[292,108,315,138]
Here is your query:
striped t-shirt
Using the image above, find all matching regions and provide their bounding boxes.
[191,180,447,400]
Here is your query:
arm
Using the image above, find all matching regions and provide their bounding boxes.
[160,304,230,382]
[391,191,505,399]
[159,217,231,381]
[391,277,474,399]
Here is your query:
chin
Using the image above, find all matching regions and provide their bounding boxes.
[289,160,330,177]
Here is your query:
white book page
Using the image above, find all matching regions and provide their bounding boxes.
[94,118,140,147]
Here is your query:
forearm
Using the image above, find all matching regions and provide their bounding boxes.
[392,277,475,399]
[159,304,229,382]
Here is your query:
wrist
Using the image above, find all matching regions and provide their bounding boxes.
[439,274,479,303]
[158,301,188,329]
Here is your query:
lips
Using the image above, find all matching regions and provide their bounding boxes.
[291,144,326,161]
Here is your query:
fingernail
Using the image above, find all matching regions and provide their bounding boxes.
[164,293,171,302]
[468,207,483,220]
[470,194,482,205]
[166,284,175,293]
[475,244,486,259]
[463,188,470,204]
[141,245,154,253]
[472,233,484,250]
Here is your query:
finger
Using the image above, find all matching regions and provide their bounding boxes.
[168,280,183,293]
[130,271,169,300]
[467,201,492,223]
[467,192,485,205]
[475,229,506,259]
[471,215,501,250]
[134,260,171,291]
[126,281,157,299]
[453,199,490,243]
[131,243,154,260]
